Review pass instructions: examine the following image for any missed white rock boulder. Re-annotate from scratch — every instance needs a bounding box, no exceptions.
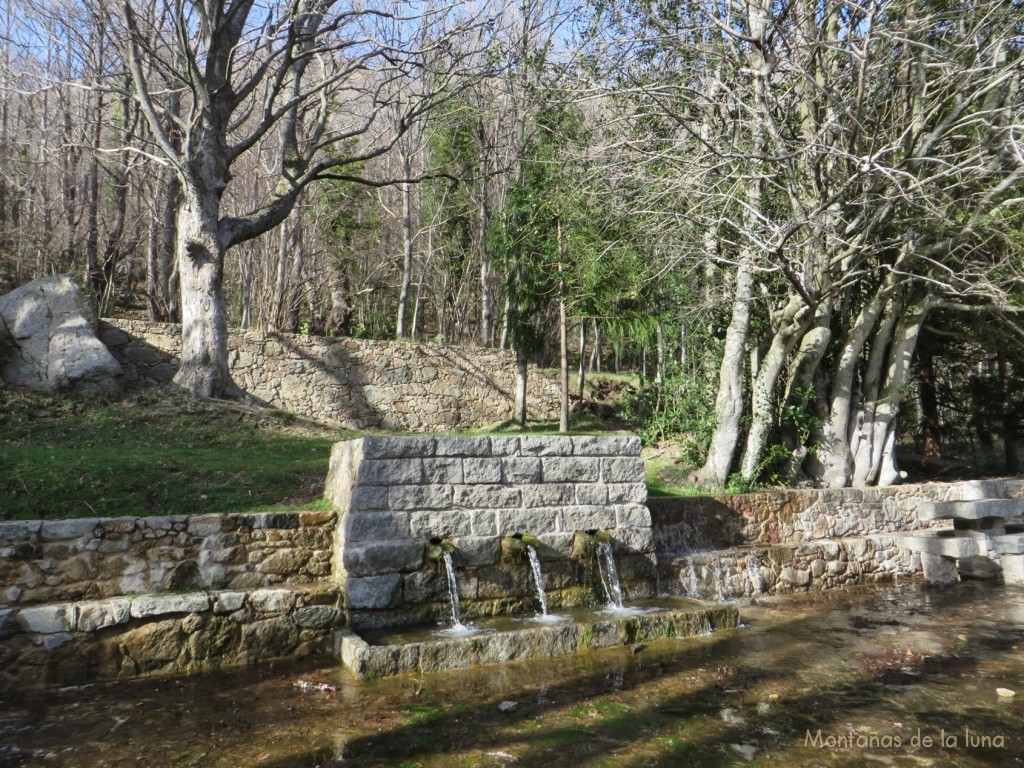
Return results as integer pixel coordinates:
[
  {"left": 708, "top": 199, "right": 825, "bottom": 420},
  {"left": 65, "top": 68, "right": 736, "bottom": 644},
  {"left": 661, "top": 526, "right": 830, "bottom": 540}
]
[{"left": 0, "top": 276, "right": 122, "bottom": 396}]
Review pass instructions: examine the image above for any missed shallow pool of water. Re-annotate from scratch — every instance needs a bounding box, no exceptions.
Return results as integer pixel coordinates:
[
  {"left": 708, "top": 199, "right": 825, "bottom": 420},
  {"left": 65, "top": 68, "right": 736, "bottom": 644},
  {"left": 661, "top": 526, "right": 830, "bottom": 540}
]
[{"left": 3, "top": 582, "right": 1024, "bottom": 767}]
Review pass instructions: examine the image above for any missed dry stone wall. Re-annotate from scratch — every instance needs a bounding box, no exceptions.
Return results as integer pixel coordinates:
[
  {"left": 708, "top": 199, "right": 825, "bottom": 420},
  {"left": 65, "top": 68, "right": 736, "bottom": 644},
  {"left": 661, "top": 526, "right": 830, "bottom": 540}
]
[
  {"left": 650, "top": 478, "right": 1024, "bottom": 599},
  {"left": 99, "top": 319, "right": 562, "bottom": 431},
  {"left": 648, "top": 477, "right": 1024, "bottom": 553},
  {"left": 0, "top": 584, "right": 340, "bottom": 692},
  {"left": 0, "top": 510, "right": 334, "bottom": 609},
  {"left": 325, "top": 435, "right": 655, "bottom": 628}
]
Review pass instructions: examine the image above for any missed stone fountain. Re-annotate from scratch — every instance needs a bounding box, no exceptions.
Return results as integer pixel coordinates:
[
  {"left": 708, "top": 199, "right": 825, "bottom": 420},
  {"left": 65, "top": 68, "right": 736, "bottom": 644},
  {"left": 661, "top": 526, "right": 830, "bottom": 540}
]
[{"left": 327, "top": 434, "right": 737, "bottom": 677}]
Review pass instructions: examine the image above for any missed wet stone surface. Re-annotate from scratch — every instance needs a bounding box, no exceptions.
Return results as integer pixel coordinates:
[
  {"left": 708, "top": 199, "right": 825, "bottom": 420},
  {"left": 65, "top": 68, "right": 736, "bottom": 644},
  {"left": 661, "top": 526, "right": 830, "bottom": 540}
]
[{"left": 2, "top": 582, "right": 1024, "bottom": 767}]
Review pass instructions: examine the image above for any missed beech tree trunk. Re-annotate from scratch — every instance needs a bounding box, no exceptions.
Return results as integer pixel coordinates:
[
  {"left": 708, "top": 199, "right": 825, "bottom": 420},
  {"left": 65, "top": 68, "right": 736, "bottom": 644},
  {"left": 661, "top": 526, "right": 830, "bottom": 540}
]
[
  {"left": 739, "top": 297, "right": 811, "bottom": 481},
  {"left": 808, "top": 279, "right": 895, "bottom": 487},
  {"left": 850, "top": 297, "right": 930, "bottom": 485},
  {"left": 173, "top": 192, "right": 240, "bottom": 398},
  {"left": 514, "top": 354, "right": 528, "bottom": 426},
  {"left": 696, "top": 252, "right": 754, "bottom": 487}
]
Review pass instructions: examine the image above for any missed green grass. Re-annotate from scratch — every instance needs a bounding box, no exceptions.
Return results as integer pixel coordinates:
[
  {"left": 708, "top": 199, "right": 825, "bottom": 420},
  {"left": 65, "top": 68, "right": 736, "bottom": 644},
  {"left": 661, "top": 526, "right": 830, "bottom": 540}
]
[{"left": 0, "top": 387, "right": 354, "bottom": 520}]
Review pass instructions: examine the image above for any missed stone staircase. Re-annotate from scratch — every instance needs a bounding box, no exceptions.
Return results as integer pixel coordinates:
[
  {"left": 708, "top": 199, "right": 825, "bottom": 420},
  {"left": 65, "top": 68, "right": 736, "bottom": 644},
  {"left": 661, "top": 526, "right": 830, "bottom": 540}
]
[{"left": 896, "top": 498, "right": 1024, "bottom": 586}]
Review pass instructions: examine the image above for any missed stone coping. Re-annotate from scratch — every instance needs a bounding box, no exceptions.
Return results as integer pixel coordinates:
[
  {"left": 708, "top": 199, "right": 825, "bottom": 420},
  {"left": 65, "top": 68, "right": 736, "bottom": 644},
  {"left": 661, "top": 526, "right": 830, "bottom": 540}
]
[
  {"left": 0, "top": 585, "right": 341, "bottom": 639},
  {"left": 334, "top": 602, "right": 738, "bottom": 679},
  {"left": 919, "top": 499, "right": 1024, "bottom": 521}
]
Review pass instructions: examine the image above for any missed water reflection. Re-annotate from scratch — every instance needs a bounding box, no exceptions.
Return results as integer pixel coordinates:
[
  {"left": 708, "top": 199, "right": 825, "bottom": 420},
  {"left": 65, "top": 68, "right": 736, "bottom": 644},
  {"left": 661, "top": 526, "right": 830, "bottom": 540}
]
[{"left": 3, "top": 582, "right": 1024, "bottom": 767}]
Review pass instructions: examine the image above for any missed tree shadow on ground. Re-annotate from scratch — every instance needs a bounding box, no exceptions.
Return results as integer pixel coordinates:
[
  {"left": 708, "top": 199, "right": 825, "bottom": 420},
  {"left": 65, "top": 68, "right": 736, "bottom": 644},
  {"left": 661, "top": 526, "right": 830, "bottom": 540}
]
[{"left": 251, "top": 586, "right": 1024, "bottom": 768}]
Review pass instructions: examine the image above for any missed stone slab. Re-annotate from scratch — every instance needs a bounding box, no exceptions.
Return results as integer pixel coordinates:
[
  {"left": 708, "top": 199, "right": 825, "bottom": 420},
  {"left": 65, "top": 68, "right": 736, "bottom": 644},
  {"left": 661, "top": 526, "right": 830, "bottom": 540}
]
[
  {"left": 76, "top": 599, "right": 131, "bottom": 632},
  {"left": 994, "top": 534, "right": 1024, "bottom": 555},
  {"left": 919, "top": 499, "right": 1023, "bottom": 522},
  {"left": 131, "top": 593, "right": 210, "bottom": 618},
  {"left": 361, "top": 436, "right": 437, "bottom": 459},
  {"left": 895, "top": 533, "right": 978, "bottom": 559},
  {"left": 1002, "top": 554, "right": 1024, "bottom": 587},
  {"left": 337, "top": 602, "right": 738, "bottom": 679}
]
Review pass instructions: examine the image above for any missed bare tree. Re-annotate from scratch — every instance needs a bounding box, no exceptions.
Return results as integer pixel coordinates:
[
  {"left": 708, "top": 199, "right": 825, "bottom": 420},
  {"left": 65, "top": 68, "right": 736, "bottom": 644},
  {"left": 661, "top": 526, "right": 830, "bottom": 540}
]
[
  {"left": 107, "top": 0, "right": 495, "bottom": 397},
  {"left": 593, "top": 0, "right": 1024, "bottom": 487}
]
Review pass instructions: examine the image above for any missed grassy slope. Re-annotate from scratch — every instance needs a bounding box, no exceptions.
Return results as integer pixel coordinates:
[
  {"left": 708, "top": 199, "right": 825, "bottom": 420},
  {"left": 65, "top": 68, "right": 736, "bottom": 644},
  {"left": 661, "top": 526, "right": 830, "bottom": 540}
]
[
  {"left": 0, "top": 386, "right": 354, "bottom": 520},
  {"left": 0, "top": 373, "right": 650, "bottom": 521}
]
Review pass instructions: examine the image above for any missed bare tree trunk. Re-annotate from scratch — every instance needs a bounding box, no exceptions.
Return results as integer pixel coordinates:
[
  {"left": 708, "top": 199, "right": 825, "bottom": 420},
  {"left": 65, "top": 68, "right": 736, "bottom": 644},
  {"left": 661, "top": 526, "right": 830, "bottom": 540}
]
[
  {"left": 284, "top": 222, "right": 305, "bottom": 333},
  {"left": 808, "top": 278, "right": 895, "bottom": 487},
  {"left": 173, "top": 191, "right": 241, "bottom": 398},
  {"left": 515, "top": 354, "right": 528, "bottom": 426},
  {"left": 740, "top": 297, "right": 811, "bottom": 481},
  {"left": 98, "top": 88, "right": 133, "bottom": 313},
  {"left": 655, "top": 322, "right": 665, "bottom": 384},
  {"left": 146, "top": 206, "right": 160, "bottom": 320},
  {"left": 851, "top": 297, "right": 930, "bottom": 485},
  {"left": 84, "top": 91, "right": 102, "bottom": 296},
  {"left": 270, "top": 217, "right": 289, "bottom": 331},
  {"left": 557, "top": 221, "right": 569, "bottom": 432},
  {"left": 479, "top": 186, "right": 492, "bottom": 347},
  {"left": 577, "top": 321, "right": 586, "bottom": 399},
  {"left": 239, "top": 254, "right": 253, "bottom": 330},
  {"left": 396, "top": 166, "right": 414, "bottom": 338},
  {"left": 696, "top": 252, "right": 754, "bottom": 488}
]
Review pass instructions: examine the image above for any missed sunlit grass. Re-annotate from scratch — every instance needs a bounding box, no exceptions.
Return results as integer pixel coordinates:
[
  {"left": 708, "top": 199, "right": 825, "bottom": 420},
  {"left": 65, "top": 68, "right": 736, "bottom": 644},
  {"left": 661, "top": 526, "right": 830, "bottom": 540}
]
[{"left": 0, "top": 387, "right": 354, "bottom": 519}]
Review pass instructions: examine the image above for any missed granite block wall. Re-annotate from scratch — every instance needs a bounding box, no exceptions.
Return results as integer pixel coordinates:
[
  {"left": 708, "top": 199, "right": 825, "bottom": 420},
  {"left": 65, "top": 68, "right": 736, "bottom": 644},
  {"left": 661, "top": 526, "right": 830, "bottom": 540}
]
[{"left": 325, "top": 435, "right": 655, "bottom": 628}]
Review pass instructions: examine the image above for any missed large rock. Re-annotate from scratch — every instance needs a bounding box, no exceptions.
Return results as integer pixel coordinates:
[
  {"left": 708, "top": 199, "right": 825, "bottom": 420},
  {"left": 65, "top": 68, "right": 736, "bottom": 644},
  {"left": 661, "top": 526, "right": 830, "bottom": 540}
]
[{"left": 0, "top": 276, "right": 121, "bottom": 396}]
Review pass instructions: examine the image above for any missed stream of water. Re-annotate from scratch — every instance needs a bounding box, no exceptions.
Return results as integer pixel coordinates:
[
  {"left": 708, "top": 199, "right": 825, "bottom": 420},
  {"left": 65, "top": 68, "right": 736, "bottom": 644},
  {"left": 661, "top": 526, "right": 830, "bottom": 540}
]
[
  {"left": 3, "top": 582, "right": 1024, "bottom": 767},
  {"left": 596, "top": 541, "right": 624, "bottom": 609}
]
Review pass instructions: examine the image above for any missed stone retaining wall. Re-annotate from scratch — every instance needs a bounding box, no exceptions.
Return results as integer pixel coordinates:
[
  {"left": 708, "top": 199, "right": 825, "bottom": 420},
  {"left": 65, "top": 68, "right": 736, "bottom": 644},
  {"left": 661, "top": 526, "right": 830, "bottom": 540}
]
[
  {"left": 99, "top": 319, "right": 562, "bottom": 431},
  {"left": 650, "top": 478, "right": 1024, "bottom": 600},
  {"left": 658, "top": 536, "right": 917, "bottom": 600},
  {"left": 0, "top": 511, "right": 334, "bottom": 609},
  {"left": 0, "top": 584, "right": 340, "bottom": 691},
  {"left": 6, "top": 455, "right": 1022, "bottom": 691},
  {"left": 648, "top": 477, "right": 1024, "bottom": 553},
  {"left": 325, "top": 435, "right": 655, "bottom": 628}
]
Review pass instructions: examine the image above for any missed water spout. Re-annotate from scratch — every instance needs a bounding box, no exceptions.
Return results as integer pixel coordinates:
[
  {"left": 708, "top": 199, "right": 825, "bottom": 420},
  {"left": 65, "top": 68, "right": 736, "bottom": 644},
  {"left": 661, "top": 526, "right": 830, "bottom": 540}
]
[
  {"left": 526, "top": 545, "right": 550, "bottom": 617},
  {"left": 441, "top": 550, "right": 465, "bottom": 630},
  {"left": 596, "top": 541, "right": 625, "bottom": 609}
]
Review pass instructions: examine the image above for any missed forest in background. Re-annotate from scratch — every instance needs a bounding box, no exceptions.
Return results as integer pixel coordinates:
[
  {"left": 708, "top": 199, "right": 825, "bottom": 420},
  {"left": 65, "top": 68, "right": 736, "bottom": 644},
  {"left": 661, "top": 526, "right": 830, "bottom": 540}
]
[{"left": 1, "top": 0, "right": 1023, "bottom": 489}]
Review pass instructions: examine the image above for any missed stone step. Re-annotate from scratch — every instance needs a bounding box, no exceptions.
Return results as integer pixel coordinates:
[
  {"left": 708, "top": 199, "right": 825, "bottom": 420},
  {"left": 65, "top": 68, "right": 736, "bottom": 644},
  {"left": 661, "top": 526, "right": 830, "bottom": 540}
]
[
  {"left": 1003, "top": 555, "right": 1024, "bottom": 587},
  {"left": 895, "top": 533, "right": 978, "bottom": 559},
  {"left": 918, "top": 499, "right": 1023, "bottom": 522},
  {"left": 994, "top": 534, "right": 1024, "bottom": 555}
]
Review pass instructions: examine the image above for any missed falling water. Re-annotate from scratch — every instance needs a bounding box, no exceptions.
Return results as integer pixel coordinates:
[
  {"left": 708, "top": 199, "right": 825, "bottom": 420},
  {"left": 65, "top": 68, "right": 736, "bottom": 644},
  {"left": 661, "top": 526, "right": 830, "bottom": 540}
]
[
  {"left": 526, "top": 545, "right": 550, "bottom": 617},
  {"left": 441, "top": 551, "right": 465, "bottom": 630},
  {"left": 686, "top": 559, "right": 702, "bottom": 599},
  {"left": 596, "top": 542, "right": 625, "bottom": 609},
  {"left": 746, "top": 554, "right": 764, "bottom": 596}
]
